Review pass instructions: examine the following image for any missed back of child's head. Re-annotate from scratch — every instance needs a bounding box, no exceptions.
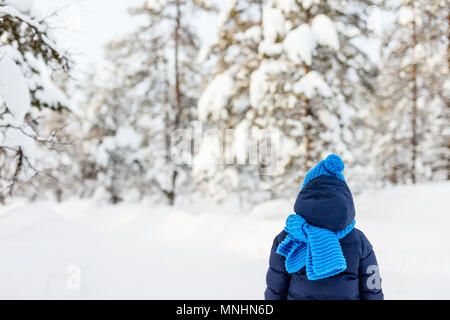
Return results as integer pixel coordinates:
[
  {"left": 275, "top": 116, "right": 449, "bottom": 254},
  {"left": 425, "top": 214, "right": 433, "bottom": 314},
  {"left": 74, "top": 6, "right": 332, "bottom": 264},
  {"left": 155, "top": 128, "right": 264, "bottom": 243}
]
[{"left": 294, "top": 154, "right": 355, "bottom": 231}]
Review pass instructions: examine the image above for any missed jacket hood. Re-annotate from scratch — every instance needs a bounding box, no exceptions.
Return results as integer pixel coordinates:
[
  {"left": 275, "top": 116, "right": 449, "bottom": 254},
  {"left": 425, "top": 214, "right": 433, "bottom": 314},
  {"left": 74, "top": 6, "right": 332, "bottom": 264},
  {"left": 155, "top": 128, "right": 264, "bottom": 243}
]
[{"left": 293, "top": 175, "right": 355, "bottom": 231}]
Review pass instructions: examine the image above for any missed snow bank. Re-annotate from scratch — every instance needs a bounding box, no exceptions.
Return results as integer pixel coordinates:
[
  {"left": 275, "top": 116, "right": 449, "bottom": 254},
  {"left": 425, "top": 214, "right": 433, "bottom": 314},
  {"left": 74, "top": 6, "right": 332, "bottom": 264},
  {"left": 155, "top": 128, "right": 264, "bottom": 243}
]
[
  {"left": 0, "top": 182, "right": 449, "bottom": 299},
  {"left": 250, "top": 60, "right": 285, "bottom": 107},
  {"left": 355, "top": 182, "right": 450, "bottom": 299},
  {"left": 249, "top": 199, "right": 292, "bottom": 220}
]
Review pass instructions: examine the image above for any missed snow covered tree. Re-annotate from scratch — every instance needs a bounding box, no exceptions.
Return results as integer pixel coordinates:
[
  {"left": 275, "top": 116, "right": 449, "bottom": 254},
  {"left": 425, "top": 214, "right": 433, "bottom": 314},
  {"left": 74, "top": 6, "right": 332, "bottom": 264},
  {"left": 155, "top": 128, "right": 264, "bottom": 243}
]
[
  {"left": 195, "top": 0, "right": 378, "bottom": 202},
  {"left": 82, "top": 0, "right": 213, "bottom": 204},
  {"left": 371, "top": 0, "right": 449, "bottom": 184},
  {"left": 79, "top": 68, "right": 147, "bottom": 203},
  {"left": 193, "top": 0, "right": 266, "bottom": 204},
  {"left": 0, "top": 0, "right": 71, "bottom": 202}
]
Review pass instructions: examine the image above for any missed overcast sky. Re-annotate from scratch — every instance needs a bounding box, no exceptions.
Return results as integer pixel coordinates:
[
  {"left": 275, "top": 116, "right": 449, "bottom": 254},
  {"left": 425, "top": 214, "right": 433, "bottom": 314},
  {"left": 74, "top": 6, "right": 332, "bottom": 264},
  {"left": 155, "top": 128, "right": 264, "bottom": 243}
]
[
  {"left": 35, "top": 0, "right": 218, "bottom": 73},
  {"left": 34, "top": 0, "right": 388, "bottom": 76}
]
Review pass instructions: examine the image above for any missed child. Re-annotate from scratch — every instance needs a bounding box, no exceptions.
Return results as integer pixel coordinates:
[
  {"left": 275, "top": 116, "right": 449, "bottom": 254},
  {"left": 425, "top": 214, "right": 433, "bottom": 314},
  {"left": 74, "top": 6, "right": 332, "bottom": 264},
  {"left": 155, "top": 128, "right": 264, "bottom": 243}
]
[{"left": 265, "top": 154, "right": 383, "bottom": 300}]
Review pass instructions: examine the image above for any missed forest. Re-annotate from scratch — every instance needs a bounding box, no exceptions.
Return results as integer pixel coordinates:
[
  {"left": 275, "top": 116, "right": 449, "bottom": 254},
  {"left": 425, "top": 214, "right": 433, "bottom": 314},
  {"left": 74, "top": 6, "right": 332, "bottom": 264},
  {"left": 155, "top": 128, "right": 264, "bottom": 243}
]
[{"left": 0, "top": 0, "right": 447, "bottom": 207}]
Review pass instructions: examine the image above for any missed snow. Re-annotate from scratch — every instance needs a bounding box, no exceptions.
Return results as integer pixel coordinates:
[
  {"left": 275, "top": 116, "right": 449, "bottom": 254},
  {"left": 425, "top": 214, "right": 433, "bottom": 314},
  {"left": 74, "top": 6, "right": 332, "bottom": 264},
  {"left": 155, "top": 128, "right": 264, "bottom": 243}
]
[
  {"left": 243, "top": 26, "right": 262, "bottom": 43},
  {"left": 198, "top": 72, "right": 234, "bottom": 121},
  {"left": 398, "top": 6, "right": 414, "bottom": 25},
  {"left": 413, "top": 43, "right": 425, "bottom": 61},
  {"left": 233, "top": 119, "right": 250, "bottom": 164},
  {"left": 0, "top": 182, "right": 448, "bottom": 299},
  {"left": 0, "top": 2, "right": 45, "bottom": 33},
  {"left": 24, "top": 52, "right": 71, "bottom": 110},
  {"left": 0, "top": 3, "right": 70, "bottom": 119},
  {"left": 234, "top": 26, "right": 261, "bottom": 43},
  {"left": 4, "top": 0, "right": 40, "bottom": 18},
  {"left": 355, "top": 182, "right": 450, "bottom": 299},
  {"left": 196, "top": 44, "right": 211, "bottom": 64},
  {"left": 283, "top": 24, "right": 316, "bottom": 65},
  {"left": 0, "top": 47, "right": 31, "bottom": 125},
  {"left": 293, "top": 71, "right": 332, "bottom": 98},
  {"left": 318, "top": 109, "right": 340, "bottom": 131},
  {"left": 276, "top": 0, "right": 297, "bottom": 14},
  {"left": 94, "top": 126, "right": 143, "bottom": 167},
  {"left": 217, "top": 0, "right": 238, "bottom": 29},
  {"left": 444, "top": 79, "right": 450, "bottom": 98},
  {"left": 274, "top": 12, "right": 339, "bottom": 65},
  {"left": 145, "top": 0, "right": 167, "bottom": 12},
  {"left": 249, "top": 199, "right": 292, "bottom": 220},
  {"left": 258, "top": 41, "right": 283, "bottom": 56},
  {"left": 0, "top": 127, "right": 42, "bottom": 165},
  {"left": 311, "top": 14, "right": 339, "bottom": 51},
  {"left": 262, "top": 7, "right": 285, "bottom": 43},
  {"left": 250, "top": 65, "right": 267, "bottom": 108},
  {"left": 301, "top": 0, "right": 320, "bottom": 10},
  {"left": 113, "top": 126, "right": 142, "bottom": 149},
  {"left": 192, "top": 132, "right": 222, "bottom": 178},
  {"left": 250, "top": 59, "right": 285, "bottom": 108}
]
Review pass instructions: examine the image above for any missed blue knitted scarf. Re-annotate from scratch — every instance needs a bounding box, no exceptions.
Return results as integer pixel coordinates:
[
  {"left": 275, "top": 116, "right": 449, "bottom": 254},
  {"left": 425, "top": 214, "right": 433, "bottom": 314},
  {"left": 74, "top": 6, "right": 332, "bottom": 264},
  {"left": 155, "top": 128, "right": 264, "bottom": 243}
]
[{"left": 277, "top": 214, "right": 355, "bottom": 280}]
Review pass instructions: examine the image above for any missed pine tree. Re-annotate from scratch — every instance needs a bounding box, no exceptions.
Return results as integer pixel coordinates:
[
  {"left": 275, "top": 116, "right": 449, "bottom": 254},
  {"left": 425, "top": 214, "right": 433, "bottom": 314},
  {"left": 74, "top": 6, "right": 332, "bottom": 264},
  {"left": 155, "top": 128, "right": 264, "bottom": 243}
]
[
  {"left": 82, "top": 0, "right": 212, "bottom": 204},
  {"left": 195, "top": 0, "right": 377, "bottom": 202}
]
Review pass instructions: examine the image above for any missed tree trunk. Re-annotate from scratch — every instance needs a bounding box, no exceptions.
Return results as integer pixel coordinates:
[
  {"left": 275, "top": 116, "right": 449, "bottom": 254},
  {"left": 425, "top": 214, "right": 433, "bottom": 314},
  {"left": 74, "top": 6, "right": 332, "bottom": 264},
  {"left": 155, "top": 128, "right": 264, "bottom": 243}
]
[
  {"left": 174, "top": 0, "right": 182, "bottom": 125},
  {"left": 166, "top": 0, "right": 183, "bottom": 206},
  {"left": 167, "top": 170, "right": 178, "bottom": 206},
  {"left": 411, "top": 18, "right": 418, "bottom": 184}
]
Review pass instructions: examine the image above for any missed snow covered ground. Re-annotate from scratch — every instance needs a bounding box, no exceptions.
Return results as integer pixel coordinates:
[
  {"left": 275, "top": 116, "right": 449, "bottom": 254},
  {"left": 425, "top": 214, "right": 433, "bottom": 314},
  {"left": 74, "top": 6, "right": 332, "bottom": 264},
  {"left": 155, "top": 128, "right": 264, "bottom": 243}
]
[{"left": 0, "top": 182, "right": 449, "bottom": 299}]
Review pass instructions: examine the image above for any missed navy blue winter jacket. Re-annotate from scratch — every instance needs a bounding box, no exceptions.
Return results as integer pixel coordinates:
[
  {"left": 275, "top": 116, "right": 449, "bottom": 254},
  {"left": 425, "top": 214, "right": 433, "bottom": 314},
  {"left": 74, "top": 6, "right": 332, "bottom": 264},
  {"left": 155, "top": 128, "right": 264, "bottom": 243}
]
[{"left": 265, "top": 176, "right": 384, "bottom": 300}]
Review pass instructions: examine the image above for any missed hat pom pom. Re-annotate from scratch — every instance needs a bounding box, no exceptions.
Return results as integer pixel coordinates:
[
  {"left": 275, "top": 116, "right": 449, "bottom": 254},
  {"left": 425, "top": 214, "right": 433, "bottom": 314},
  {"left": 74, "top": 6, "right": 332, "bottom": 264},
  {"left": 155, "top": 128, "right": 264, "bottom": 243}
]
[{"left": 324, "top": 154, "right": 344, "bottom": 174}]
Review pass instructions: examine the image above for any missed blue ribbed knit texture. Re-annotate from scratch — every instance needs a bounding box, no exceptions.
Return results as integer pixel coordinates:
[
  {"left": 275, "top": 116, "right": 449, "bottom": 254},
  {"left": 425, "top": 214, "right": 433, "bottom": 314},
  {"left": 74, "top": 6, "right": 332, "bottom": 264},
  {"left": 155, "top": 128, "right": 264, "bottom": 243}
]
[
  {"left": 302, "top": 154, "right": 346, "bottom": 188},
  {"left": 276, "top": 214, "right": 355, "bottom": 280}
]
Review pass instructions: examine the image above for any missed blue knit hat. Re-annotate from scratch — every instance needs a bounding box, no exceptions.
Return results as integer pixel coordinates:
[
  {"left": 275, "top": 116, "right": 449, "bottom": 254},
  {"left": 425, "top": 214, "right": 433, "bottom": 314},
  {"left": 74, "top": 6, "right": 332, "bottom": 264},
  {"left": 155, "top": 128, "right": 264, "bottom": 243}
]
[{"left": 302, "top": 154, "right": 346, "bottom": 188}]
